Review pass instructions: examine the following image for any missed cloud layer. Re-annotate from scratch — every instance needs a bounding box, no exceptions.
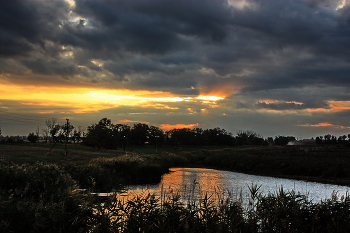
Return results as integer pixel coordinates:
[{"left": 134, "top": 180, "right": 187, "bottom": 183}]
[{"left": 1, "top": 0, "right": 350, "bottom": 138}]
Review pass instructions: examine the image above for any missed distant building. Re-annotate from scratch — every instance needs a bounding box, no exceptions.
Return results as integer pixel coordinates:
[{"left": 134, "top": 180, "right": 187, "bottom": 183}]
[{"left": 287, "top": 138, "right": 316, "bottom": 146}]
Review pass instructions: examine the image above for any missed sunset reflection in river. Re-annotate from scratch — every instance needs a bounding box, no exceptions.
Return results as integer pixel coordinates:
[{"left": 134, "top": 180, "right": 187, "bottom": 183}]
[{"left": 119, "top": 167, "right": 350, "bottom": 205}]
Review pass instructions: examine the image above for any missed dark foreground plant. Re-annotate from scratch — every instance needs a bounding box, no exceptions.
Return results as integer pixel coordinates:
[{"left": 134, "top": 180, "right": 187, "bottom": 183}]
[
  {"left": 0, "top": 163, "right": 95, "bottom": 233},
  {"left": 84, "top": 188, "right": 350, "bottom": 233}
]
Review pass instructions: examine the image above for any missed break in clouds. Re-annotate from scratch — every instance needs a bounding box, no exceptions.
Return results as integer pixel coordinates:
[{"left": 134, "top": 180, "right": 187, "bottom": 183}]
[{"left": 1, "top": 0, "right": 350, "bottom": 137}]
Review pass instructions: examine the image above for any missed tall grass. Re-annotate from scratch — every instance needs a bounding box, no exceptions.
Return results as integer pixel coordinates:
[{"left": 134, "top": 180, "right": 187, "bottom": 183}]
[
  {"left": 86, "top": 187, "right": 350, "bottom": 233},
  {"left": 65, "top": 152, "right": 189, "bottom": 192}
]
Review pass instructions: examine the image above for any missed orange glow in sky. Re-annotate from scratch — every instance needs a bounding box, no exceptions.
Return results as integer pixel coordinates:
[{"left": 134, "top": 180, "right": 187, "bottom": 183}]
[
  {"left": 0, "top": 84, "right": 188, "bottom": 113},
  {"left": 196, "top": 96, "right": 224, "bottom": 101},
  {"left": 199, "top": 79, "right": 239, "bottom": 98},
  {"left": 0, "top": 84, "right": 226, "bottom": 115},
  {"left": 299, "top": 122, "right": 350, "bottom": 129},
  {"left": 160, "top": 123, "right": 199, "bottom": 131},
  {"left": 328, "top": 100, "right": 350, "bottom": 110}
]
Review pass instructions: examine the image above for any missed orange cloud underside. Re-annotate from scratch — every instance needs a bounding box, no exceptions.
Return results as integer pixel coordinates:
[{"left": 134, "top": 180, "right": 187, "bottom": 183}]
[
  {"left": 199, "top": 79, "right": 239, "bottom": 98},
  {"left": 160, "top": 123, "right": 199, "bottom": 131},
  {"left": 304, "top": 101, "right": 350, "bottom": 113},
  {"left": 299, "top": 122, "right": 350, "bottom": 129},
  {"left": 328, "top": 101, "right": 350, "bottom": 110},
  {"left": 118, "top": 119, "right": 150, "bottom": 124}
]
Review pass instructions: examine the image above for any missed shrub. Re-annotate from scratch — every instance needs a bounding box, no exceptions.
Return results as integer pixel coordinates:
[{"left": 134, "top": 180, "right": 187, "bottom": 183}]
[{"left": 0, "top": 162, "right": 76, "bottom": 201}]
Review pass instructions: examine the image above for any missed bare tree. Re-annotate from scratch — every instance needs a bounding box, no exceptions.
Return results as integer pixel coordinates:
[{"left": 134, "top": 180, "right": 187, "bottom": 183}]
[
  {"left": 45, "top": 118, "right": 57, "bottom": 143},
  {"left": 42, "top": 129, "right": 49, "bottom": 143},
  {"left": 45, "top": 118, "right": 58, "bottom": 156}
]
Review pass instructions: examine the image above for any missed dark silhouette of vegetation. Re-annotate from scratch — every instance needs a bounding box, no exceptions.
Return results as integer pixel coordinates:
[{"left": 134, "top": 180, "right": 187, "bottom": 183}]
[
  {"left": 274, "top": 135, "right": 296, "bottom": 145},
  {"left": 27, "top": 132, "right": 38, "bottom": 143},
  {"left": 236, "top": 130, "right": 266, "bottom": 146},
  {"left": 316, "top": 134, "right": 350, "bottom": 146},
  {"left": 83, "top": 118, "right": 272, "bottom": 150},
  {"left": 8, "top": 116, "right": 348, "bottom": 150}
]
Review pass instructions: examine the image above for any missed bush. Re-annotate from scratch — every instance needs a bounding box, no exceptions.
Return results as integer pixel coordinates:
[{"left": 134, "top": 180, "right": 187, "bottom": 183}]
[
  {"left": 27, "top": 133, "right": 38, "bottom": 143},
  {"left": 0, "top": 163, "right": 95, "bottom": 233},
  {"left": 0, "top": 162, "right": 76, "bottom": 201}
]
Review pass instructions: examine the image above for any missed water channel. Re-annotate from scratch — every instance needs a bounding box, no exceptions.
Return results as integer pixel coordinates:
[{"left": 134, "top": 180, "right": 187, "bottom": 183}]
[{"left": 121, "top": 167, "right": 350, "bottom": 205}]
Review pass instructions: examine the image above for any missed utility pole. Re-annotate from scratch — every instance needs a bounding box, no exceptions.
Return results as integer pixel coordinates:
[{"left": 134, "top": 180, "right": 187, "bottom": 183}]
[
  {"left": 65, "top": 119, "right": 69, "bottom": 156},
  {"left": 36, "top": 126, "right": 40, "bottom": 143}
]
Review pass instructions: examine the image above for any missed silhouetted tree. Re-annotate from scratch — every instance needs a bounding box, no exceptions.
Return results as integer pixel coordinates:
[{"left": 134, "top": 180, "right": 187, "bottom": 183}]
[
  {"left": 274, "top": 136, "right": 296, "bottom": 146},
  {"left": 315, "top": 136, "right": 322, "bottom": 144},
  {"left": 203, "top": 127, "right": 234, "bottom": 146},
  {"left": 45, "top": 118, "right": 57, "bottom": 142},
  {"left": 27, "top": 132, "right": 38, "bottom": 143},
  {"left": 148, "top": 126, "right": 164, "bottom": 146},
  {"left": 42, "top": 129, "right": 49, "bottom": 143},
  {"left": 131, "top": 123, "right": 150, "bottom": 146},
  {"left": 166, "top": 128, "right": 195, "bottom": 146},
  {"left": 236, "top": 130, "right": 265, "bottom": 146},
  {"left": 72, "top": 126, "right": 84, "bottom": 143},
  {"left": 83, "top": 118, "right": 116, "bottom": 150},
  {"left": 51, "top": 124, "right": 61, "bottom": 143}
]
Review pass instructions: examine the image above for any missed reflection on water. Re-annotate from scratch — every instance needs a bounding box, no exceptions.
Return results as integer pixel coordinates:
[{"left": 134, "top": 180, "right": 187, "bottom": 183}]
[{"left": 122, "top": 167, "right": 350, "bottom": 204}]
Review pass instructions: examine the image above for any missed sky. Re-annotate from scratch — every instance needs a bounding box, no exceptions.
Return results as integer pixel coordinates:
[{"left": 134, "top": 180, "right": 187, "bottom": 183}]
[{"left": 1, "top": 0, "right": 350, "bottom": 139}]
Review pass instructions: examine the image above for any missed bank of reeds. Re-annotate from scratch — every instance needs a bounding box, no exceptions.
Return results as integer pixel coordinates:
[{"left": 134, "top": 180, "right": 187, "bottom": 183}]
[
  {"left": 65, "top": 152, "right": 188, "bottom": 192},
  {"left": 88, "top": 187, "right": 350, "bottom": 233}
]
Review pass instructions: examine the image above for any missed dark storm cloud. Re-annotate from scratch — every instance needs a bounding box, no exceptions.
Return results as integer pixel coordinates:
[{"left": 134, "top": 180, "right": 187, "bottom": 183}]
[
  {"left": 255, "top": 102, "right": 306, "bottom": 111},
  {"left": 72, "top": 0, "right": 233, "bottom": 51},
  {"left": 0, "top": 0, "right": 70, "bottom": 57},
  {"left": 1, "top": 0, "right": 350, "bottom": 99}
]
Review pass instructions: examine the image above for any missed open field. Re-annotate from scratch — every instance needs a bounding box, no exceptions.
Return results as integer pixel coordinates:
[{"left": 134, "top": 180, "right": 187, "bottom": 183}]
[
  {"left": 0, "top": 143, "right": 225, "bottom": 165},
  {"left": 2, "top": 142, "right": 350, "bottom": 187}
]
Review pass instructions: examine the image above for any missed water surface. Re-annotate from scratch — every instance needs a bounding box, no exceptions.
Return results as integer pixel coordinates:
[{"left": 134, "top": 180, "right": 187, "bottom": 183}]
[{"left": 122, "top": 167, "right": 350, "bottom": 204}]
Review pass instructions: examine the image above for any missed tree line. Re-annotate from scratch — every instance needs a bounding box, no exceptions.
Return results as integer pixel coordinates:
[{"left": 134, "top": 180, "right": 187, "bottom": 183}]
[
  {"left": 81, "top": 118, "right": 296, "bottom": 150},
  {"left": 315, "top": 134, "right": 350, "bottom": 145},
  {"left": 27, "top": 118, "right": 84, "bottom": 144},
  {"left": 13, "top": 117, "right": 349, "bottom": 149}
]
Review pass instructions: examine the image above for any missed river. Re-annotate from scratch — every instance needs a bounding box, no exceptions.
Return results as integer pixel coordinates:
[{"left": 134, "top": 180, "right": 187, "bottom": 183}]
[{"left": 120, "top": 167, "right": 350, "bottom": 204}]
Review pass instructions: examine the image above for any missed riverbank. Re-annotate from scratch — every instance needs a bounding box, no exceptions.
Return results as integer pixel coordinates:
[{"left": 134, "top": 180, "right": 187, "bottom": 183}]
[
  {"left": 182, "top": 146, "right": 350, "bottom": 187},
  {"left": 1, "top": 143, "right": 350, "bottom": 187}
]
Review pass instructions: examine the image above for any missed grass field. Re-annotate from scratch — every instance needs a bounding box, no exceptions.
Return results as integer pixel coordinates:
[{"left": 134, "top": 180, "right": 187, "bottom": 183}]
[
  {"left": 2, "top": 143, "right": 350, "bottom": 186},
  {"left": 0, "top": 142, "right": 227, "bottom": 164}
]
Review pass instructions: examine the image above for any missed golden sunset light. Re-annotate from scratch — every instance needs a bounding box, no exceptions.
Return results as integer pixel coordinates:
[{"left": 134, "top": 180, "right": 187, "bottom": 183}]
[
  {"left": 328, "top": 101, "right": 350, "bottom": 110},
  {"left": 160, "top": 123, "right": 199, "bottom": 131},
  {"left": 299, "top": 122, "right": 350, "bottom": 129},
  {"left": 196, "top": 96, "right": 224, "bottom": 102}
]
